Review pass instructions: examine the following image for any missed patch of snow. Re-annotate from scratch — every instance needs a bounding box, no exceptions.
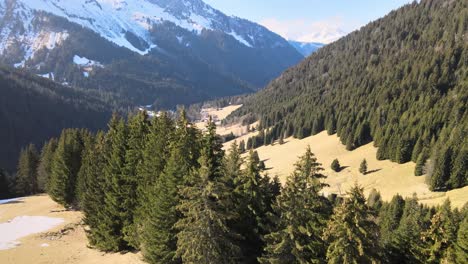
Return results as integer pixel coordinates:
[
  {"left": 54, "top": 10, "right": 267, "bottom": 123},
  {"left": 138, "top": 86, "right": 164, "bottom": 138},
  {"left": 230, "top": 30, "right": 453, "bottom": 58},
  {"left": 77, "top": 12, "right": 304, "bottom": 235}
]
[
  {"left": 0, "top": 216, "right": 64, "bottom": 250},
  {"left": 0, "top": 198, "right": 22, "bottom": 205},
  {"left": 83, "top": 71, "right": 89, "bottom": 78},
  {"left": 228, "top": 31, "right": 252, "bottom": 47},
  {"left": 73, "top": 55, "right": 103, "bottom": 68},
  {"left": 176, "top": 36, "right": 183, "bottom": 44},
  {"left": 40, "top": 243, "right": 49, "bottom": 247},
  {"left": 37, "top": 72, "right": 54, "bottom": 80}
]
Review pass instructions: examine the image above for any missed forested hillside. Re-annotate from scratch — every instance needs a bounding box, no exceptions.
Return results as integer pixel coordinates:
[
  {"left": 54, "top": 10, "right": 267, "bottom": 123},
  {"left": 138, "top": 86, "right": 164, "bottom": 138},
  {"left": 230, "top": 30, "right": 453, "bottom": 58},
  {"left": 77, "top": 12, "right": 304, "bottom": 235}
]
[
  {"left": 0, "top": 66, "right": 114, "bottom": 170},
  {"left": 8, "top": 112, "right": 466, "bottom": 263},
  {"left": 231, "top": 0, "right": 467, "bottom": 191}
]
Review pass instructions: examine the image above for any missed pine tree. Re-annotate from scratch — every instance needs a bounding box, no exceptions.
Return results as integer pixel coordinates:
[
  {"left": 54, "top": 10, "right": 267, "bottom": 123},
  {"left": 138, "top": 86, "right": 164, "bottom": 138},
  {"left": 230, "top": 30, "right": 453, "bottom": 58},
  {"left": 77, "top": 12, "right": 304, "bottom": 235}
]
[
  {"left": 448, "top": 148, "right": 467, "bottom": 189},
  {"left": 140, "top": 111, "right": 200, "bottom": 264},
  {"left": 414, "top": 151, "right": 427, "bottom": 176},
  {"left": 422, "top": 199, "right": 458, "bottom": 263},
  {"left": 323, "top": 184, "right": 380, "bottom": 263},
  {"left": 359, "top": 159, "right": 368, "bottom": 175},
  {"left": 0, "top": 168, "right": 11, "bottom": 199},
  {"left": 429, "top": 146, "right": 452, "bottom": 191},
  {"left": 239, "top": 140, "right": 246, "bottom": 153},
  {"left": 95, "top": 114, "right": 130, "bottom": 251},
  {"left": 367, "top": 188, "right": 383, "bottom": 212},
  {"left": 454, "top": 216, "right": 468, "bottom": 264},
  {"left": 130, "top": 113, "right": 175, "bottom": 250},
  {"left": 394, "top": 195, "right": 426, "bottom": 263},
  {"left": 37, "top": 138, "right": 58, "bottom": 192},
  {"left": 331, "top": 159, "right": 341, "bottom": 172},
  {"left": 378, "top": 195, "right": 405, "bottom": 262},
  {"left": 80, "top": 132, "right": 107, "bottom": 247},
  {"left": 121, "top": 111, "right": 150, "bottom": 247},
  {"left": 15, "top": 144, "right": 39, "bottom": 196},
  {"left": 48, "top": 129, "right": 84, "bottom": 207},
  {"left": 175, "top": 120, "right": 241, "bottom": 264},
  {"left": 260, "top": 146, "right": 330, "bottom": 263}
]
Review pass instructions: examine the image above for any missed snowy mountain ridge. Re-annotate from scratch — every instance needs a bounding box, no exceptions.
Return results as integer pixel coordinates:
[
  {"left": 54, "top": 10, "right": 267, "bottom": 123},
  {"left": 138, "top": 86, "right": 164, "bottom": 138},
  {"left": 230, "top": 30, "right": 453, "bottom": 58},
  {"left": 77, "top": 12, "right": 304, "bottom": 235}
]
[{"left": 0, "top": 0, "right": 266, "bottom": 58}]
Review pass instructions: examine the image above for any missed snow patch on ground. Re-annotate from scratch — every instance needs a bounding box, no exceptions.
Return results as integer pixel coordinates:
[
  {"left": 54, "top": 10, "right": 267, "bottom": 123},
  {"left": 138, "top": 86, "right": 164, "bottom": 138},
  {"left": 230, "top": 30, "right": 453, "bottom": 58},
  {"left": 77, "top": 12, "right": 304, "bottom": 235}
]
[
  {"left": 0, "top": 216, "right": 64, "bottom": 250},
  {"left": 0, "top": 198, "right": 22, "bottom": 205},
  {"left": 37, "top": 72, "right": 54, "bottom": 80},
  {"left": 73, "top": 55, "right": 103, "bottom": 68},
  {"left": 228, "top": 31, "right": 252, "bottom": 47}
]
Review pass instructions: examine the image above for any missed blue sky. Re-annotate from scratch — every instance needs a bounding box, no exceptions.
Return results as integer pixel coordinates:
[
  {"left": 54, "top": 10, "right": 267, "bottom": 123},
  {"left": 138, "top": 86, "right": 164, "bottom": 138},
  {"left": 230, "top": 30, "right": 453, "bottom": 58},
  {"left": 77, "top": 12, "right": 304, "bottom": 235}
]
[{"left": 204, "top": 0, "right": 413, "bottom": 43}]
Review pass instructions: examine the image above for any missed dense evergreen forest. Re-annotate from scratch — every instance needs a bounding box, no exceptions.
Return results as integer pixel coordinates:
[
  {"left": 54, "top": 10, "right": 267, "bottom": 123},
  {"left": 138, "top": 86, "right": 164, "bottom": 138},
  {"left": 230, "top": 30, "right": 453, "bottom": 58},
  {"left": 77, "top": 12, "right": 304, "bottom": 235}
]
[
  {"left": 5, "top": 111, "right": 467, "bottom": 264},
  {"left": 0, "top": 66, "right": 116, "bottom": 171},
  {"left": 230, "top": 0, "right": 467, "bottom": 192}
]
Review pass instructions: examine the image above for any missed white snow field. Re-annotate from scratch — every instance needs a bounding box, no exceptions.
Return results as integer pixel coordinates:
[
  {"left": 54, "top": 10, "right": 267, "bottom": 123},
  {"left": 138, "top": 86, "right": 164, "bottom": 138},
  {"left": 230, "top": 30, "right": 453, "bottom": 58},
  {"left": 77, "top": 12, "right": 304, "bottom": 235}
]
[{"left": 0, "top": 216, "right": 64, "bottom": 250}]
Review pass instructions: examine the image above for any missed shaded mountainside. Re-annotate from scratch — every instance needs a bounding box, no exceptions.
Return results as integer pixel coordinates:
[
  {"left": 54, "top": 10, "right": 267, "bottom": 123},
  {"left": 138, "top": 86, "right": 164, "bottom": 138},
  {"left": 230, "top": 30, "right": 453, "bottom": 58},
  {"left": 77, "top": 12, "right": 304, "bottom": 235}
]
[
  {"left": 231, "top": 0, "right": 467, "bottom": 191},
  {"left": 0, "top": 0, "right": 303, "bottom": 109},
  {"left": 0, "top": 66, "right": 113, "bottom": 170}
]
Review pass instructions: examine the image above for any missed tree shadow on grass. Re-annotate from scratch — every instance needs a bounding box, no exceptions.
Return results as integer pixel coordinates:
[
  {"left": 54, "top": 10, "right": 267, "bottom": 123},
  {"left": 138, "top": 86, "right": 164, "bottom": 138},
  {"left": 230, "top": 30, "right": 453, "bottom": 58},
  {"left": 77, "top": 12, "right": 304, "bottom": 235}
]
[{"left": 365, "top": 169, "right": 382, "bottom": 175}]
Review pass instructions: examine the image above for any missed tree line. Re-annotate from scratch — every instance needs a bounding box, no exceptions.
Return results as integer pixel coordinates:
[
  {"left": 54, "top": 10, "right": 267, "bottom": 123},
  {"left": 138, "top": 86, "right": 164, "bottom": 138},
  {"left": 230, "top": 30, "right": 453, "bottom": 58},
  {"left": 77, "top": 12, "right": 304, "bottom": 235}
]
[
  {"left": 3, "top": 110, "right": 467, "bottom": 264},
  {"left": 229, "top": 0, "right": 467, "bottom": 192}
]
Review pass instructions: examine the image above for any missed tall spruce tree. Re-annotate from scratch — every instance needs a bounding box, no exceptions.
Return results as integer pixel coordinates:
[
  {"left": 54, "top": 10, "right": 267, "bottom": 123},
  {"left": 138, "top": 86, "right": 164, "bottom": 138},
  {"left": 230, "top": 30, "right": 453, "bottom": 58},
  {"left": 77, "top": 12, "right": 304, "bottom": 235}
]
[
  {"left": 132, "top": 112, "right": 175, "bottom": 248},
  {"left": 422, "top": 199, "right": 458, "bottom": 263},
  {"left": 175, "top": 120, "right": 241, "bottom": 264},
  {"left": 260, "top": 146, "right": 330, "bottom": 264},
  {"left": 394, "top": 195, "right": 426, "bottom": 263},
  {"left": 454, "top": 216, "right": 468, "bottom": 264},
  {"left": 121, "top": 111, "right": 150, "bottom": 247},
  {"left": 323, "top": 184, "right": 380, "bottom": 263},
  {"left": 96, "top": 114, "right": 130, "bottom": 251},
  {"left": 15, "top": 144, "right": 39, "bottom": 196},
  {"left": 37, "top": 138, "right": 58, "bottom": 192},
  {"left": 80, "top": 132, "right": 107, "bottom": 247},
  {"left": 0, "top": 168, "right": 11, "bottom": 199},
  {"left": 140, "top": 111, "right": 200, "bottom": 264},
  {"left": 48, "top": 129, "right": 84, "bottom": 207}
]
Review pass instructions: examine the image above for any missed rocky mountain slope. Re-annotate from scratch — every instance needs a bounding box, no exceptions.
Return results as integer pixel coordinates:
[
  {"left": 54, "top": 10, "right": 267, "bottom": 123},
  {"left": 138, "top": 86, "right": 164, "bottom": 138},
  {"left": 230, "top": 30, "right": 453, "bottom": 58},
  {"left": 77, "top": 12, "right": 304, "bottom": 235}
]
[{"left": 0, "top": 0, "right": 303, "bottom": 108}]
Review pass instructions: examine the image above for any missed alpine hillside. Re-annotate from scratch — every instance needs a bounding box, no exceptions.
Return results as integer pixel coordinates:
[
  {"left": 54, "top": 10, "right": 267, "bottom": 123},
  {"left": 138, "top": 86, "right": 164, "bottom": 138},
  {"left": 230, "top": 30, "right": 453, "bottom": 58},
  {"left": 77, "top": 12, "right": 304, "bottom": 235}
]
[
  {"left": 0, "top": 0, "right": 303, "bottom": 108},
  {"left": 230, "top": 0, "right": 467, "bottom": 192},
  {"left": 0, "top": 66, "right": 113, "bottom": 170}
]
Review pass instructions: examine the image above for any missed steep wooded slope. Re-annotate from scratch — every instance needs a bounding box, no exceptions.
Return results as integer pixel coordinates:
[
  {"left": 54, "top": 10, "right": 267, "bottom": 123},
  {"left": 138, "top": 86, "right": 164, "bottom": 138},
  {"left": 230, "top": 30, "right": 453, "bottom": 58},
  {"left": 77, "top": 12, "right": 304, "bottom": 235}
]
[{"left": 231, "top": 0, "right": 467, "bottom": 191}]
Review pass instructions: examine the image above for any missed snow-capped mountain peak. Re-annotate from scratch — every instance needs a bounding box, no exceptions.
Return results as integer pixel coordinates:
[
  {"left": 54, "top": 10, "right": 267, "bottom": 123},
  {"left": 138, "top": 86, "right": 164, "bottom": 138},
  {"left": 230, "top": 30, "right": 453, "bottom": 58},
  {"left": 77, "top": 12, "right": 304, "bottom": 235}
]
[{"left": 0, "top": 0, "right": 265, "bottom": 59}]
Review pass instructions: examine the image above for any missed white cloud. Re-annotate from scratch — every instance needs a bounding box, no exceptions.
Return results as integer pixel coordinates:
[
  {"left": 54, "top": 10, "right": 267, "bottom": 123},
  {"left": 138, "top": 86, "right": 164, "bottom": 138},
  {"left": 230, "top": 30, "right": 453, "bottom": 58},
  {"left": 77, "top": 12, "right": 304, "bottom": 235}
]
[{"left": 260, "top": 16, "right": 356, "bottom": 44}]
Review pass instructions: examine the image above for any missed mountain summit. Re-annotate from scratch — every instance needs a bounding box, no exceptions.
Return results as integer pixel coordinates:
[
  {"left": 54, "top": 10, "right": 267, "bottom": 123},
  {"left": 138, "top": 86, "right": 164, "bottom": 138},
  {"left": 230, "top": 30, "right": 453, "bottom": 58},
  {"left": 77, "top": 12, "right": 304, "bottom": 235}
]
[{"left": 0, "top": 0, "right": 302, "bottom": 108}]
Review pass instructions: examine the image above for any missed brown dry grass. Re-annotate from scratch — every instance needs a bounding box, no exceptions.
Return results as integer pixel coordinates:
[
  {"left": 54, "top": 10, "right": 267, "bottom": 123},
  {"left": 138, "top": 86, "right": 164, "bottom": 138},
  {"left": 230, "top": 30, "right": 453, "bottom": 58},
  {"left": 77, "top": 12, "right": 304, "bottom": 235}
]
[{"left": 0, "top": 195, "right": 144, "bottom": 264}]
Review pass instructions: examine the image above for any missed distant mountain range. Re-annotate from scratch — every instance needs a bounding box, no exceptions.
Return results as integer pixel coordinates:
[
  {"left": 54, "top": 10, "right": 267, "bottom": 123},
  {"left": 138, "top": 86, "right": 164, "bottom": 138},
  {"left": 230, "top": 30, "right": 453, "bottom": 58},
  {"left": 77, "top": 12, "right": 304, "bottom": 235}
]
[
  {"left": 0, "top": 0, "right": 303, "bottom": 108},
  {"left": 288, "top": 41, "right": 325, "bottom": 57}
]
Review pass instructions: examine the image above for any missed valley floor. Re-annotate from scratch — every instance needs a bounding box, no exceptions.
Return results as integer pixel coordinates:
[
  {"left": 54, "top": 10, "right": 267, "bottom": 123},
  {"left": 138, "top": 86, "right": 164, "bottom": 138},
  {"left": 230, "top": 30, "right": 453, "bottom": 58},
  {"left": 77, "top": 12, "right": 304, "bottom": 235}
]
[{"left": 0, "top": 195, "right": 144, "bottom": 264}]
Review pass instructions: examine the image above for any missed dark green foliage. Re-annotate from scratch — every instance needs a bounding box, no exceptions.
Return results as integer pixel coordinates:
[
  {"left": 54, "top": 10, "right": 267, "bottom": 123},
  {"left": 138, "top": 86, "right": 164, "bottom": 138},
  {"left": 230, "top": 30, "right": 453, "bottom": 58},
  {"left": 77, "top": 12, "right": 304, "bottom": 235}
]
[
  {"left": 239, "top": 140, "right": 246, "bottom": 153},
  {"left": 422, "top": 199, "right": 458, "bottom": 263},
  {"left": 175, "top": 120, "right": 241, "bottom": 264},
  {"left": 429, "top": 146, "right": 453, "bottom": 191},
  {"left": 0, "top": 168, "right": 12, "bottom": 199},
  {"left": 331, "top": 159, "right": 341, "bottom": 172},
  {"left": 367, "top": 188, "right": 383, "bottom": 212},
  {"left": 359, "top": 159, "right": 368, "bottom": 175},
  {"left": 449, "top": 147, "right": 468, "bottom": 189},
  {"left": 393, "top": 195, "right": 427, "bottom": 263},
  {"left": 80, "top": 132, "right": 107, "bottom": 247},
  {"left": 132, "top": 113, "right": 175, "bottom": 249},
  {"left": 48, "top": 129, "right": 85, "bottom": 207},
  {"left": 230, "top": 0, "right": 468, "bottom": 191},
  {"left": 0, "top": 66, "right": 113, "bottom": 171},
  {"left": 260, "top": 146, "right": 330, "bottom": 263},
  {"left": 37, "top": 138, "right": 58, "bottom": 192},
  {"left": 15, "top": 144, "right": 39, "bottom": 196},
  {"left": 414, "top": 151, "right": 428, "bottom": 176},
  {"left": 323, "top": 184, "right": 380, "bottom": 263},
  {"left": 140, "top": 112, "right": 199, "bottom": 264},
  {"left": 121, "top": 112, "right": 150, "bottom": 247},
  {"left": 454, "top": 216, "right": 468, "bottom": 264}
]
